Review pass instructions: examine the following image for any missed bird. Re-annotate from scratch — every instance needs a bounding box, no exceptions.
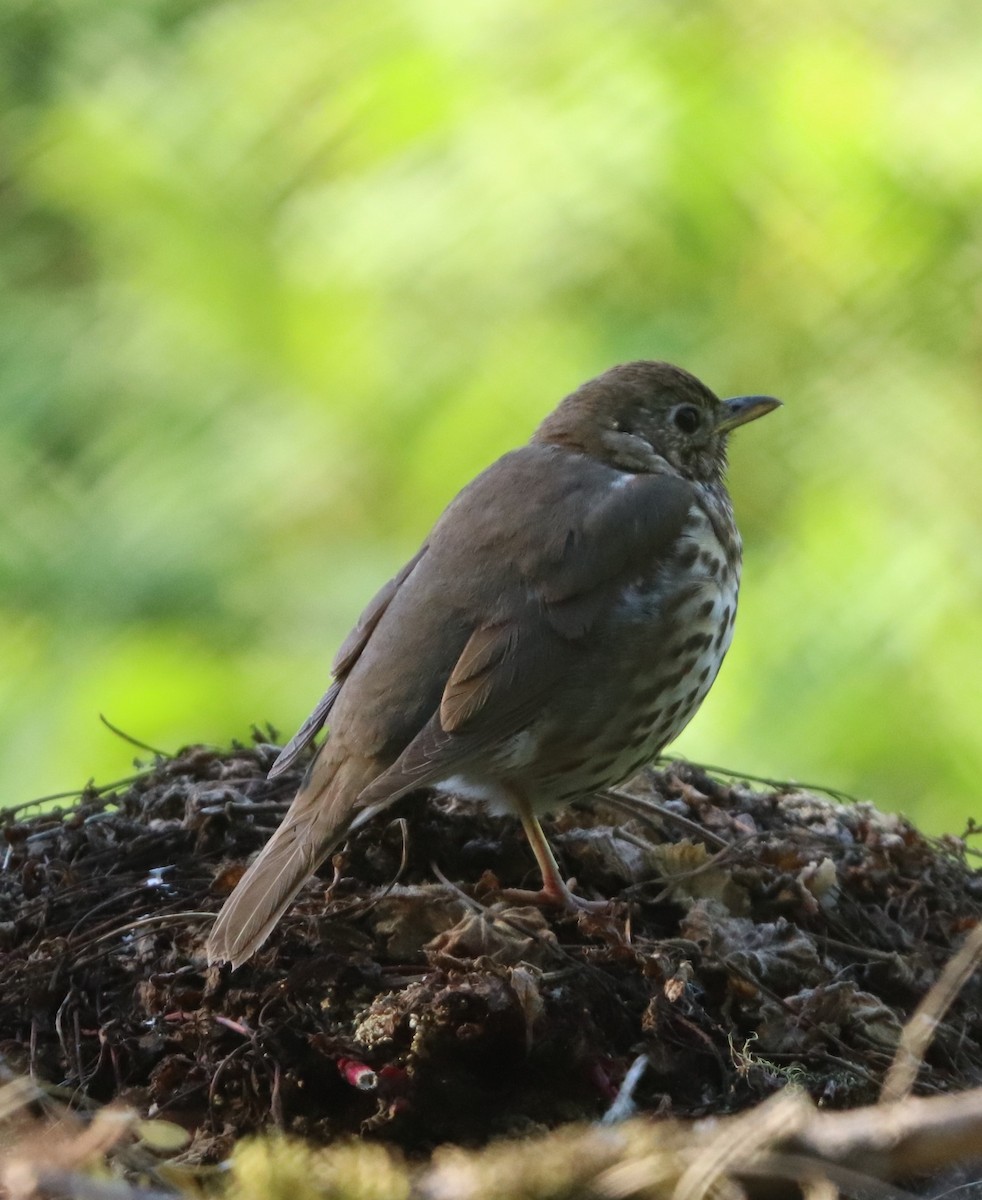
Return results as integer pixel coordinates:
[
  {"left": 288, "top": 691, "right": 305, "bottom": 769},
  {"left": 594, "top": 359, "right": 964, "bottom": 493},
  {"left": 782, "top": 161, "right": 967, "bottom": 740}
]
[{"left": 206, "top": 361, "right": 780, "bottom": 967}]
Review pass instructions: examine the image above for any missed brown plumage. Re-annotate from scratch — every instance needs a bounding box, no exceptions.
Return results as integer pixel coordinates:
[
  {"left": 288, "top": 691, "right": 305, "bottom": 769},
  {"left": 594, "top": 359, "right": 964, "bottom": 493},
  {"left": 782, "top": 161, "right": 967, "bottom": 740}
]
[{"left": 206, "top": 362, "right": 780, "bottom": 967}]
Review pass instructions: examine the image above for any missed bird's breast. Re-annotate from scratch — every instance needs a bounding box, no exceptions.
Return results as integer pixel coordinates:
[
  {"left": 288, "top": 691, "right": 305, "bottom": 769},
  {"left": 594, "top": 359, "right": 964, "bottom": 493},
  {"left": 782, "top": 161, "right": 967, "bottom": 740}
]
[
  {"left": 434, "top": 496, "right": 743, "bottom": 817},
  {"left": 530, "top": 497, "right": 742, "bottom": 802},
  {"left": 613, "top": 497, "right": 741, "bottom": 743}
]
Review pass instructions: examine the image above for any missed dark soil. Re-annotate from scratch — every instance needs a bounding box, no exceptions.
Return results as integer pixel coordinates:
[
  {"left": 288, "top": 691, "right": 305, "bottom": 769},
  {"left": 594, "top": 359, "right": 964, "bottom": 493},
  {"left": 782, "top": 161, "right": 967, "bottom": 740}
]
[{"left": 2, "top": 736, "right": 982, "bottom": 1163}]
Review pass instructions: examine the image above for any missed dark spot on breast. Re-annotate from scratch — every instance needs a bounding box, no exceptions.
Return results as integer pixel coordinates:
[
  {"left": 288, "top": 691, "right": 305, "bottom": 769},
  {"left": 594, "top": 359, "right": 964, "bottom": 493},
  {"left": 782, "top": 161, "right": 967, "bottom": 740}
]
[
  {"left": 678, "top": 631, "right": 712, "bottom": 654},
  {"left": 659, "top": 666, "right": 688, "bottom": 689},
  {"left": 698, "top": 598, "right": 715, "bottom": 618},
  {"left": 676, "top": 542, "right": 699, "bottom": 569},
  {"left": 664, "top": 699, "right": 683, "bottom": 720},
  {"left": 719, "top": 605, "right": 731, "bottom": 626},
  {"left": 685, "top": 687, "right": 700, "bottom": 707},
  {"left": 700, "top": 552, "right": 721, "bottom": 577},
  {"left": 665, "top": 584, "right": 702, "bottom": 617},
  {"left": 653, "top": 716, "right": 675, "bottom": 739},
  {"left": 698, "top": 665, "right": 712, "bottom": 683}
]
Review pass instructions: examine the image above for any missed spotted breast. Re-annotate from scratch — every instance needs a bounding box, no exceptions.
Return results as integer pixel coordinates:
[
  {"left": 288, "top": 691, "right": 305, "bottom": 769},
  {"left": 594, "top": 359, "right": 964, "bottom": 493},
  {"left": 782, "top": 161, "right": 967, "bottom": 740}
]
[
  {"left": 433, "top": 479, "right": 743, "bottom": 818},
  {"left": 608, "top": 483, "right": 742, "bottom": 776}
]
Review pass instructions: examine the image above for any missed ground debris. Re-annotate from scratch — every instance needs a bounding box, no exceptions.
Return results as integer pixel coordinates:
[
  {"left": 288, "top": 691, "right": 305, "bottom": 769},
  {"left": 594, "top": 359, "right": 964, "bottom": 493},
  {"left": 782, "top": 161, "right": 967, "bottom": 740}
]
[{"left": 1, "top": 739, "right": 981, "bottom": 1160}]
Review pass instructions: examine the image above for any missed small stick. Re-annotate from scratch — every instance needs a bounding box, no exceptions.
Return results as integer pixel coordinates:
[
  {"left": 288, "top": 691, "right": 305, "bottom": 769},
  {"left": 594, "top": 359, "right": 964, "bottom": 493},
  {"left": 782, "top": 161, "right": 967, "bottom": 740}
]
[{"left": 880, "top": 920, "right": 982, "bottom": 1103}]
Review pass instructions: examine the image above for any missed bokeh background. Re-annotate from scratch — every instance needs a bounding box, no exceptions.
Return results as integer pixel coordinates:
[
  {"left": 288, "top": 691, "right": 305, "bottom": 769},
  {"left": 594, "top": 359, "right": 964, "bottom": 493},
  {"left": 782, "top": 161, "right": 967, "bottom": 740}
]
[{"left": 2, "top": 0, "right": 980, "bottom": 832}]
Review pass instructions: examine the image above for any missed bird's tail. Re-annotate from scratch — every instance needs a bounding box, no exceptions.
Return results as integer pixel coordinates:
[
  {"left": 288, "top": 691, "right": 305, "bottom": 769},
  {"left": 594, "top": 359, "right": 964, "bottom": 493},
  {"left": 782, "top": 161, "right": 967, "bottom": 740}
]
[{"left": 206, "top": 752, "right": 376, "bottom": 968}]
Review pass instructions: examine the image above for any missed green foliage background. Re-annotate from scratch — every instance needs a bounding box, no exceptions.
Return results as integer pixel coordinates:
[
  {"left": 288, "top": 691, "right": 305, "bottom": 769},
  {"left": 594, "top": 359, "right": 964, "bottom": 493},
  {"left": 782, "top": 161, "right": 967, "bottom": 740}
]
[{"left": 2, "top": 0, "right": 980, "bottom": 832}]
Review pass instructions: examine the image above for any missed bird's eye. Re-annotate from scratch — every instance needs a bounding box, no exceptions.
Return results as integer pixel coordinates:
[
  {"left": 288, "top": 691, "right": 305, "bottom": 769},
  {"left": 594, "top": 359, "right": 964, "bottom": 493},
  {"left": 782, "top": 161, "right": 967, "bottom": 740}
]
[
  {"left": 611, "top": 418, "right": 627, "bottom": 433},
  {"left": 672, "top": 405, "right": 701, "bottom": 435}
]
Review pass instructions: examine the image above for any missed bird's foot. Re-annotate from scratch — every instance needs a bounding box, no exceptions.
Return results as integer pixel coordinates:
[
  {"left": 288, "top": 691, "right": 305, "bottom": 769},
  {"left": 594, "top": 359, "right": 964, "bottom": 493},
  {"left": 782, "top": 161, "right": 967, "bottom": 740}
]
[{"left": 498, "top": 877, "right": 609, "bottom": 913}]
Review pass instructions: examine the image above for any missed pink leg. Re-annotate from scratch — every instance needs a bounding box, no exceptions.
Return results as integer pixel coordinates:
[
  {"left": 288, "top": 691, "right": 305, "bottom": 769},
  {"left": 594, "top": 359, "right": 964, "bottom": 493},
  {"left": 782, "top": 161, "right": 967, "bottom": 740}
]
[{"left": 501, "top": 792, "right": 608, "bottom": 912}]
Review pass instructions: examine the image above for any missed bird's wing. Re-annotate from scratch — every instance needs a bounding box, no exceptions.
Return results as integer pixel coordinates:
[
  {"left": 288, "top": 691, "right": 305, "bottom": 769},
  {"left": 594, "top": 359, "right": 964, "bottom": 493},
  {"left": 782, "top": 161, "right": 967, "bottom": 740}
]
[
  {"left": 267, "top": 545, "right": 429, "bottom": 778},
  {"left": 534, "top": 470, "right": 695, "bottom": 639},
  {"left": 353, "top": 469, "right": 696, "bottom": 808},
  {"left": 267, "top": 681, "right": 342, "bottom": 779},
  {"left": 208, "top": 466, "right": 695, "bottom": 966}
]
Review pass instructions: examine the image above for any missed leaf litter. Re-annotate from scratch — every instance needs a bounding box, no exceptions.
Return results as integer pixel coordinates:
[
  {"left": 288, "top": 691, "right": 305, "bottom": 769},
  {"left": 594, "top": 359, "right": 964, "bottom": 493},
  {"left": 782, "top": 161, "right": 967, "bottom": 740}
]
[{"left": 2, "top": 733, "right": 982, "bottom": 1172}]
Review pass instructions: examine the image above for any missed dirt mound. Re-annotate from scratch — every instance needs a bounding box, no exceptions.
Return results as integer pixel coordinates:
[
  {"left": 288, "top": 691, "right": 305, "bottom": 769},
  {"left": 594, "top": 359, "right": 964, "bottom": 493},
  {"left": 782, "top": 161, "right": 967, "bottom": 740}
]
[{"left": 2, "top": 737, "right": 981, "bottom": 1162}]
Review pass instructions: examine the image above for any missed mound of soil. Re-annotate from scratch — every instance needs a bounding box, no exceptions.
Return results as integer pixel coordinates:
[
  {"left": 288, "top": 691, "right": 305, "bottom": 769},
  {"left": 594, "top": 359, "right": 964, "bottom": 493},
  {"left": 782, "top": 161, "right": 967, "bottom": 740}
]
[{"left": 1, "top": 737, "right": 981, "bottom": 1163}]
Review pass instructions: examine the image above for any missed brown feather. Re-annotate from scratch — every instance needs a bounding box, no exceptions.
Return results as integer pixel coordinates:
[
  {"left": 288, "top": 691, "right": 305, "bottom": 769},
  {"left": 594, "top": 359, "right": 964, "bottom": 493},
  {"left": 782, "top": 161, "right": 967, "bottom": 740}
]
[
  {"left": 440, "top": 623, "right": 520, "bottom": 732},
  {"left": 206, "top": 752, "right": 378, "bottom": 968},
  {"left": 354, "top": 615, "right": 560, "bottom": 812}
]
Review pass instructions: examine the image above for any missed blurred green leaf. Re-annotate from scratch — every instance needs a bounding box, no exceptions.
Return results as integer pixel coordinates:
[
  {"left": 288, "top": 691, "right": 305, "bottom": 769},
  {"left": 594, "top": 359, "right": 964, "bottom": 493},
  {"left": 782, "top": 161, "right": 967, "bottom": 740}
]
[{"left": 1, "top": 0, "right": 980, "bottom": 832}]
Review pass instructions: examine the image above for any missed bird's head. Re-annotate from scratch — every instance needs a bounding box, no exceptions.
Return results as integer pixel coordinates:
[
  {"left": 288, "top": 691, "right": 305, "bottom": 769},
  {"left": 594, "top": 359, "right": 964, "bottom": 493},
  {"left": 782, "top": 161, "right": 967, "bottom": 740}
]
[{"left": 535, "top": 361, "right": 781, "bottom": 483}]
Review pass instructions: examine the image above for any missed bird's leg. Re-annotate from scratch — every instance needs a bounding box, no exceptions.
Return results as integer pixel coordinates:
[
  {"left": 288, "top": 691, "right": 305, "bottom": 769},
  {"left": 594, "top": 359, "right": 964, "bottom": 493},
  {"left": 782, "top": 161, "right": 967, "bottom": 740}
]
[{"left": 500, "top": 791, "right": 608, "bottom": 912}]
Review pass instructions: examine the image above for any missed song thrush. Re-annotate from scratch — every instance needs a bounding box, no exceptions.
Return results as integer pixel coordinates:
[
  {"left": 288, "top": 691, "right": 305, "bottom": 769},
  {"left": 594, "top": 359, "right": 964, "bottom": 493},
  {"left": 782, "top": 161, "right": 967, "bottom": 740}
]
[{"left": 207, "top": 361, "right": 779, "bottom": 967}]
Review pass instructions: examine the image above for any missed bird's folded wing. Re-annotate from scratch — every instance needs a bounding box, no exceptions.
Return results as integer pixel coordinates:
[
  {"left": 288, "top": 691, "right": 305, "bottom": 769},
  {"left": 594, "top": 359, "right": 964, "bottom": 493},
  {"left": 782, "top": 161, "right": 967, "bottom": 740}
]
[
  {"left": 353, "top": 470, "right": 696, "bottom": 808},
  {"left": 536, "top": 470, "right": 694, "bottom": 638},
  {"left": 352, "top": 614, "right": 551, "bottom": 808}
]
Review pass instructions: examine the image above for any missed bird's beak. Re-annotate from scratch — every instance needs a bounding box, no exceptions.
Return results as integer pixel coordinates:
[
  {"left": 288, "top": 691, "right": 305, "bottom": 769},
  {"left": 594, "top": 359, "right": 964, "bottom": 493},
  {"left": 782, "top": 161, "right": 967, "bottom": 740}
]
[{"left": 716, "top": 394, "right": 782, "bottom": 434}]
